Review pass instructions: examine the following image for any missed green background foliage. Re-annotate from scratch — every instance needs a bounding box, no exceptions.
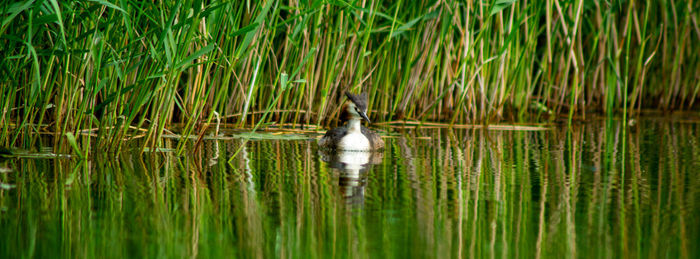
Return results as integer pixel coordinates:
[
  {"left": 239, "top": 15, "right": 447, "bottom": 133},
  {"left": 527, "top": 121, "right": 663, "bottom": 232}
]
[{"left": 1, "top": 0, "right": 698, "bottom": 150}]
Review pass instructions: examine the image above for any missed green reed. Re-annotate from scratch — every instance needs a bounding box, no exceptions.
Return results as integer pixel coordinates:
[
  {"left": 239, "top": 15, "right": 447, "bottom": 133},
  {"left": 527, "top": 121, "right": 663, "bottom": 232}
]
[{"left": 1, "top": 0, "right": 698, "bottom": 153}]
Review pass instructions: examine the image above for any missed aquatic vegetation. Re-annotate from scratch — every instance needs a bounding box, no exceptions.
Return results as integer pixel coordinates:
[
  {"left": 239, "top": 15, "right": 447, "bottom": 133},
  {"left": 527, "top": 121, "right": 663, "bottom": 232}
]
[{"left": 1, "top": 0, "right": 698, "bottom": 153}]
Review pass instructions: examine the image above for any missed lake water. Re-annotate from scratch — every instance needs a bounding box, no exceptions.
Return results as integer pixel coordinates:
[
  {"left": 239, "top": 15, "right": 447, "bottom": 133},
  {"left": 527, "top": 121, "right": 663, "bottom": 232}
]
[{"left": 1, "top": 118, "right": 698, "bottom": 258}]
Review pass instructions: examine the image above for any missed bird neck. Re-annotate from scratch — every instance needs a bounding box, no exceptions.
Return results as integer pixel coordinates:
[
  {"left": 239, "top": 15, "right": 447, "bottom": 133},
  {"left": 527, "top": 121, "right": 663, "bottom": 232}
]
[{"left": 347, "top": 117, "right": 362, "bottom": 134}]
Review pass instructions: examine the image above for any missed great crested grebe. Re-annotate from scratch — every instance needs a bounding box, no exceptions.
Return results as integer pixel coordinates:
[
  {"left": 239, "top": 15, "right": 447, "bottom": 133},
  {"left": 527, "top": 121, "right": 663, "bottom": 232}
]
[{"left": 318, "top": 92, "right": 384, "bottom": 151}]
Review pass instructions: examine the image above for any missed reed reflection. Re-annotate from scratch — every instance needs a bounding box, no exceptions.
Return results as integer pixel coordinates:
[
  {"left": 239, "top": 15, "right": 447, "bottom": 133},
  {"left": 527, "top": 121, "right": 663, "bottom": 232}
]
[{"left": 0, "top": 119, "right": 698, "bottom": 258}]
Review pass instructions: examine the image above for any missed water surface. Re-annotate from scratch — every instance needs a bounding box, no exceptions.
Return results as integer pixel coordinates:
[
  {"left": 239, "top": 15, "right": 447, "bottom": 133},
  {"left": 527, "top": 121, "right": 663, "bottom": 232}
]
[{"left": 1, "top": 119, "right": 698, "bottom": 258}]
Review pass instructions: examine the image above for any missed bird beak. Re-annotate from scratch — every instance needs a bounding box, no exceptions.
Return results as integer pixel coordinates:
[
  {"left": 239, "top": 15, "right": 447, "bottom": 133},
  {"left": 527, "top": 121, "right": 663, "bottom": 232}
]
[{"left": 359, "top": 111, "right": 371, "bottom": 123}]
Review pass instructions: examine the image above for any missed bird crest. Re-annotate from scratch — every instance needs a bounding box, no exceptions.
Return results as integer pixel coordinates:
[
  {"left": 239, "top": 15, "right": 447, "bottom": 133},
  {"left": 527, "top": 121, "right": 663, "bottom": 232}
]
[{"left": 344, "top": 92, "right": 368, "bottom": 111}]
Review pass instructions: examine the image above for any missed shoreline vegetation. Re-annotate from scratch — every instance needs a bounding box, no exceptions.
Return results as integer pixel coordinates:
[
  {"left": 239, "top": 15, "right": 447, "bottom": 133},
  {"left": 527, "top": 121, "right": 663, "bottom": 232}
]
[{"left": 1, "top": 0, "right": 698, "bottom": 153}]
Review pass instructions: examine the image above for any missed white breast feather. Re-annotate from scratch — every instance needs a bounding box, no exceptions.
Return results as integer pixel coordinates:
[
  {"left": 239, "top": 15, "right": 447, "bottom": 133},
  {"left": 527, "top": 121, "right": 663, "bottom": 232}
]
[{"left": 338, "top": 132, "right": 370, "bottom": 151}]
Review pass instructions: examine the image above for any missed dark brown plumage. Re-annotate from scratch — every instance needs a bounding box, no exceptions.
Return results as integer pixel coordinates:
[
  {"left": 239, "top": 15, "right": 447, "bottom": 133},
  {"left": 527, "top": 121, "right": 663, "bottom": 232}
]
[{"left": 318, "top": 91, "right": 384, "bottom": 151}]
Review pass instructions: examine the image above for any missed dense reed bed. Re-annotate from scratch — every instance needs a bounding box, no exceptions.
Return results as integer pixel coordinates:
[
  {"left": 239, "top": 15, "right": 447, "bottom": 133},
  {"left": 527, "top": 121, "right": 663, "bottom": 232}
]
[{"left": 1, "top": 0, "right": 698, "bottom": 152}]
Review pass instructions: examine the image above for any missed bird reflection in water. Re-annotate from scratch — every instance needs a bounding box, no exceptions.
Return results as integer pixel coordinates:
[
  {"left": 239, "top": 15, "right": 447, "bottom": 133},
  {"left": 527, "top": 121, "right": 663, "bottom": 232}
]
[{"left": 319, "top": 149, "right": 383, "bottom": 207}]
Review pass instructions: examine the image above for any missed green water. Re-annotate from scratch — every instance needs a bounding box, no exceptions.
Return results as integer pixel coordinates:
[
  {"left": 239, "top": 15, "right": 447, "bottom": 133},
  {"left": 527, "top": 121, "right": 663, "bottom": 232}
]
[{"left": 1, "top": 119, "right": 699, "bottom": 258}]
